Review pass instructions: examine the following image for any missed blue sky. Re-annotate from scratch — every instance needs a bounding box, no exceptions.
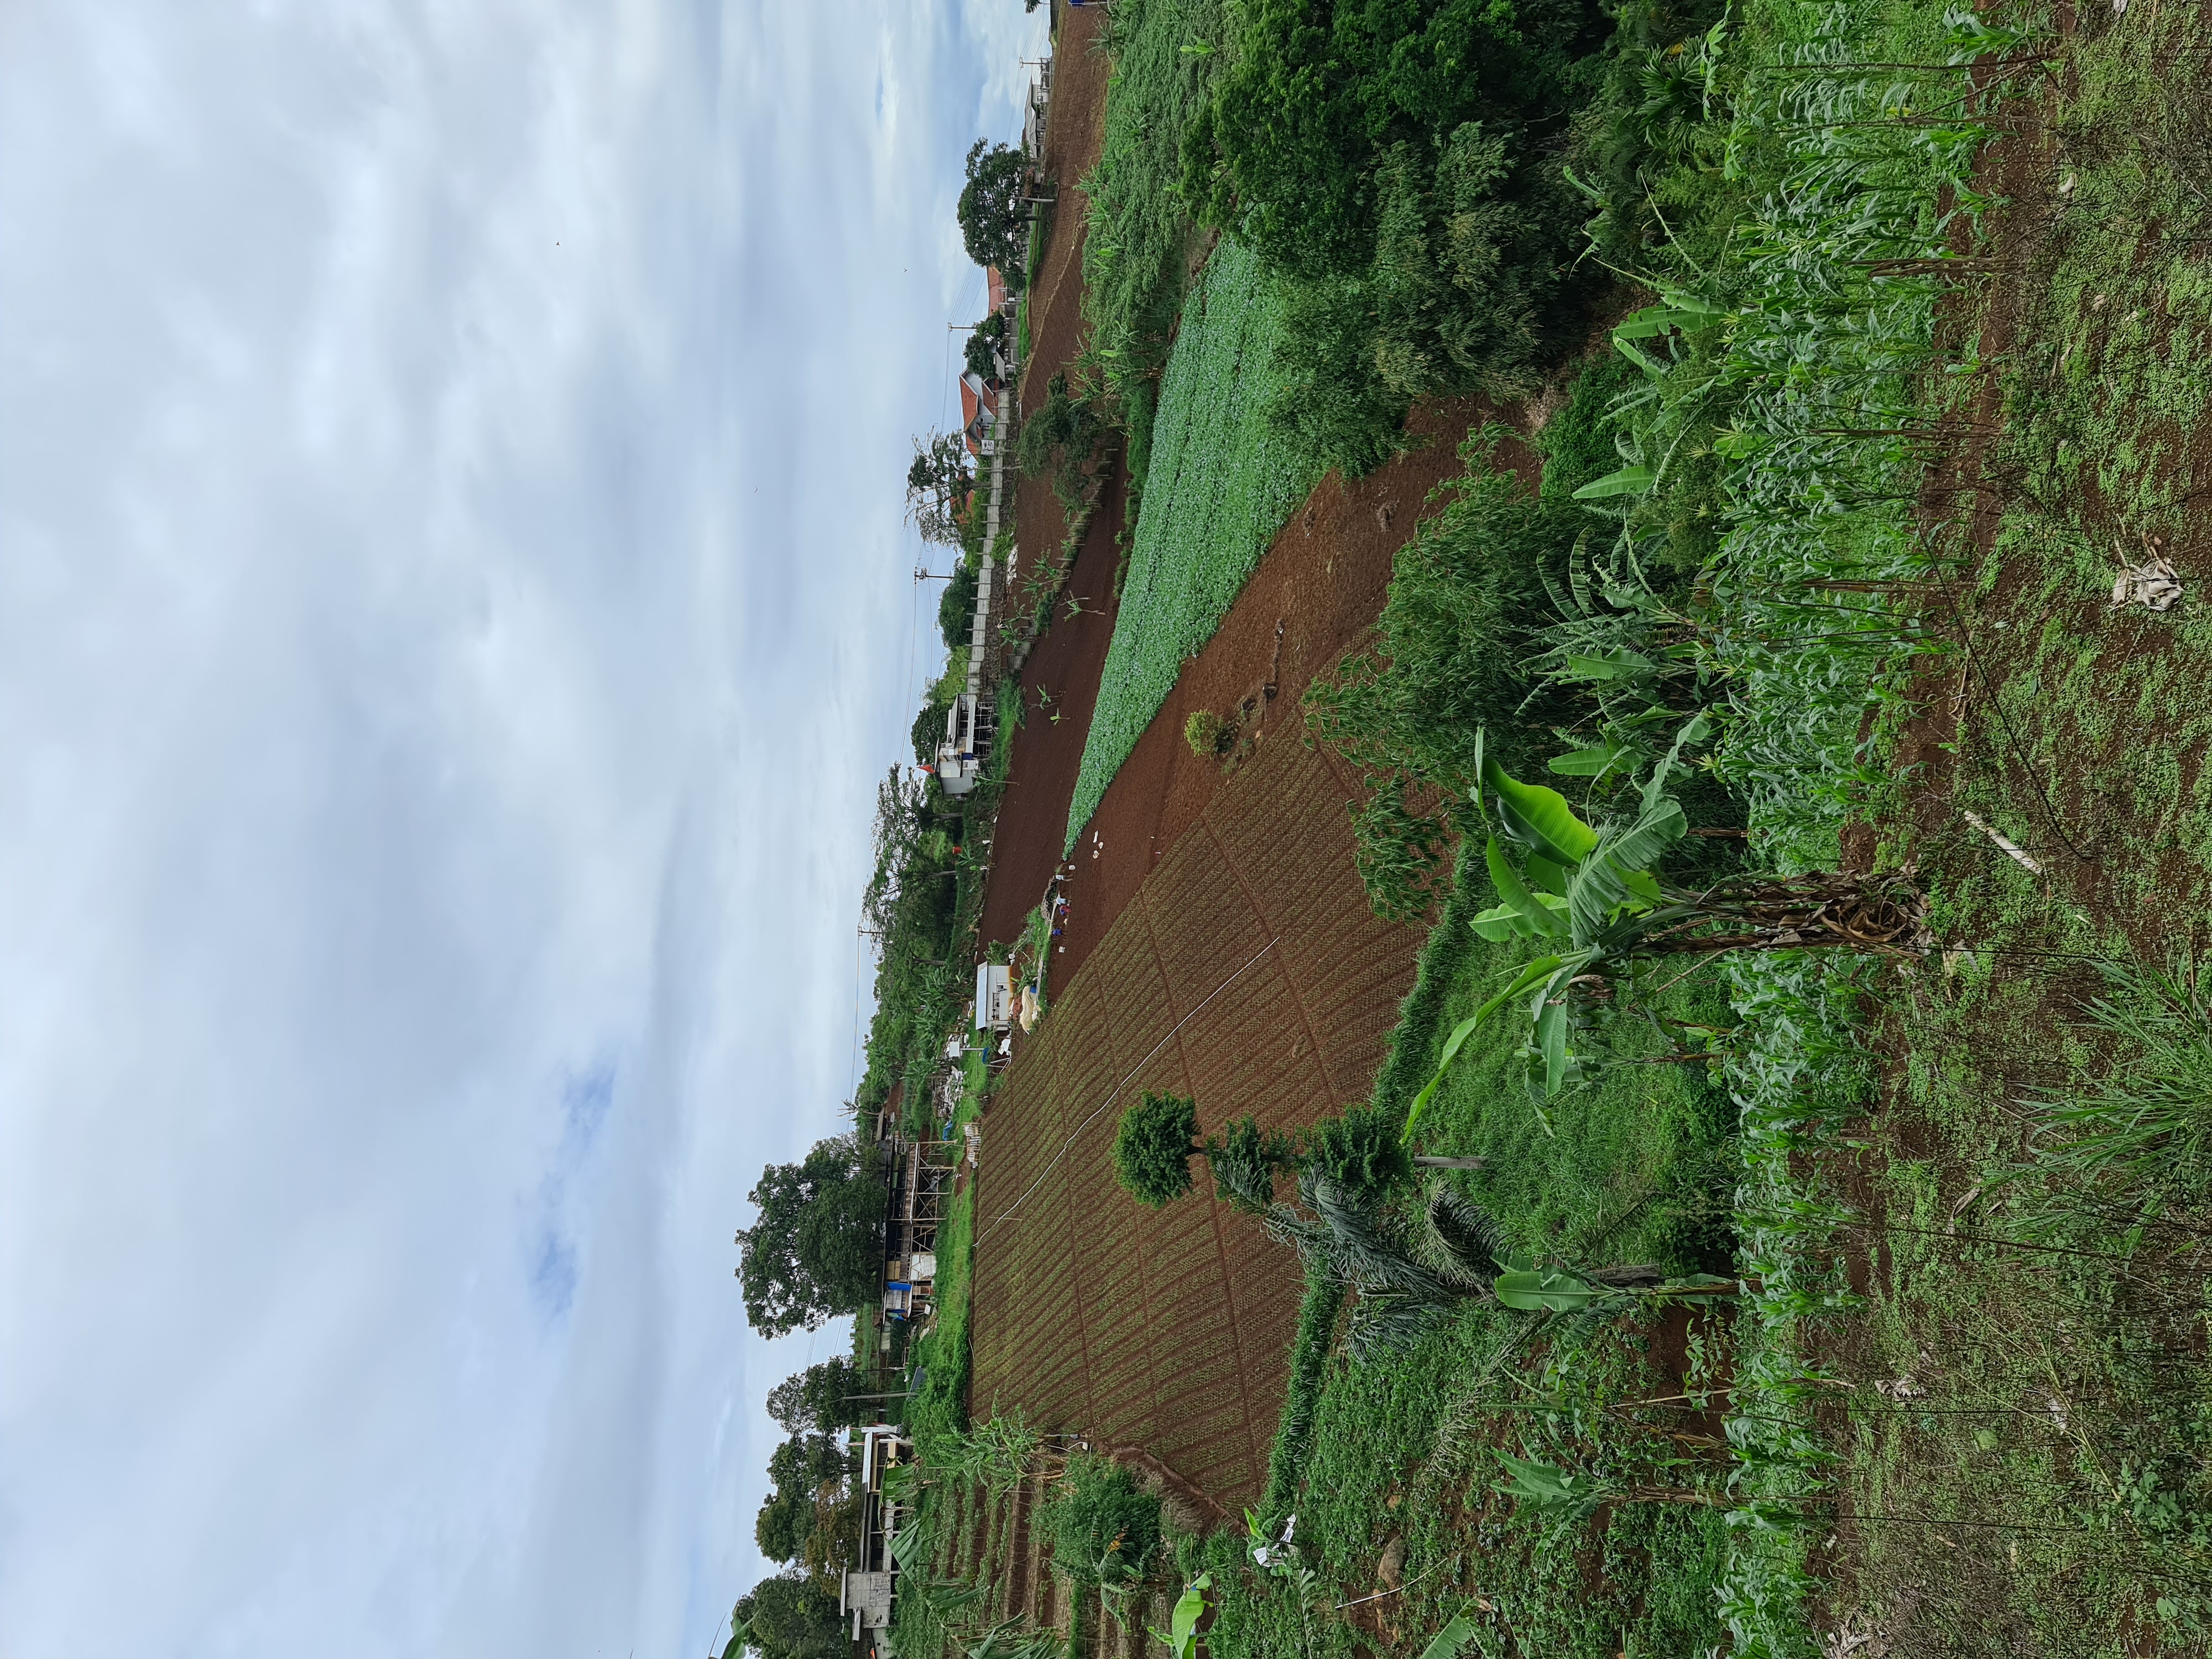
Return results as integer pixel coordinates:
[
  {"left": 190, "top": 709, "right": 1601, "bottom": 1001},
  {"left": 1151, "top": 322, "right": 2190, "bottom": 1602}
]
[{"left": 0, "top": 2, "right": 1046, "bottom": 1653}]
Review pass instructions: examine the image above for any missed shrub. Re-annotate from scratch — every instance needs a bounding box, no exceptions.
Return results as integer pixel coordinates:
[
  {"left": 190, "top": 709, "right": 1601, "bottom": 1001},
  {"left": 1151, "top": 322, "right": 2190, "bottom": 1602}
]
[
  {"left": 1302, "top": 1104, "right": 1413, "bottom": 1202},
  {"left": 1015, "top": 372, "right": 1110, "bottom": 516},
  {"left": 1047, "top": 1455, "right": 1162, "bottom": 1587},
  {"left": 1305, "top": 430, "right": 1575, "bottom": 913},
  {"left": 1208, "top": 1114, "right": 1300, "bottom": 1211},
  {"left": 1183, "top": 709, "right": 1227, "bottom": 757},
  {"left": 1112, "top": 1091, "right": 1199, "bottom": 1207},
  {"left": 1179, "top": 0, "right": 1605, "bottom": 474}
]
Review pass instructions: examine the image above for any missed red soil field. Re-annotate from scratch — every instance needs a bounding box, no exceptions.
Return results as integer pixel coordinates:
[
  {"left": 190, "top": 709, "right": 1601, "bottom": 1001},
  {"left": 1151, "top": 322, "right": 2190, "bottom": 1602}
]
[
  {"left": 1039, "top": 393, "right": 1507, "bottom": 993},
  {"left": 965, "top": 714, "right": 1427, "bottom": 1509}
]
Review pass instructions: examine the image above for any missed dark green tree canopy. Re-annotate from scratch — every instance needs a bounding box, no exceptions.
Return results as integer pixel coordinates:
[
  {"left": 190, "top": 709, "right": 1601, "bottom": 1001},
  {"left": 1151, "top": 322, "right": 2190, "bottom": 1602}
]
[
  {"left": 767, "top": 1357, "right": 865, "bottom": 1437},
  {"left": 964, "top": 310, "right": 1010, "bottom": 380},
  {"left": 756, "top": 1432, "right": 853, "bottom": 1562},
  {"left": 938, "top": 559, "right": 980, "bottom": 654},
  {"left": 1184, "top": 0, "right": 1596, "bottom": 279},
  {"left": 957, "top": 139, "right": 1032, "bottom": 281},
  {"left": 1111, "top": 1091, "right": 1201, "bottom": 1207},
  {"left": 728, "top": 1572, "right": 846, "bottom": 1659},
  {"left": 735, "top": 1136, "right": 884, "bottom": 1337},
  {"left": 1208, "top": 1114, "right": 1302, "bottom": 1212},
  {"left": 1303, "top": 1103, "right": 1413, "bottom": 1199}
]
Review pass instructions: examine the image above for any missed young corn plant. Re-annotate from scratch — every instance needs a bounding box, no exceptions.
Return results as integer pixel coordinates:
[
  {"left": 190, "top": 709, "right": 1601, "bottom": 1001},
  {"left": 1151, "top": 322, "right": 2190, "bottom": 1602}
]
[{"left": 1403, "top": 722, "right": 1923, "bottom": 1130}]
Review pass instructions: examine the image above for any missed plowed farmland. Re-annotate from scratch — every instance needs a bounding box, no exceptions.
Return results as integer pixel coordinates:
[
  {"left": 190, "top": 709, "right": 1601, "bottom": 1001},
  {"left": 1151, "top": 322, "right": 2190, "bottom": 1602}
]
[{"left": 966, "top": 718, "right": 1422, "bottom": 1509}]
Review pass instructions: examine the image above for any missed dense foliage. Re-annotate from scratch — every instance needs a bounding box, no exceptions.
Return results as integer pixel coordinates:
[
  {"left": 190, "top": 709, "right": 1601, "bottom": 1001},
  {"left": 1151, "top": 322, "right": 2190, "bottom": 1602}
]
[
  {"left": 936, "top": 558, "right": 979, "bottom": 654},
  {"left": 734, "top": 1136, "right": 884, "bottom": 1338},
  {"left": 728, "top": 1572, "right": 847, "bottom": 1659},
  {"left": 1110, "top": 1090, "right": 1199, "bottom": 1207},
  {"left": 1303, "top": 427, "right": 1579, "bottom": 916},
  {"left": 765, "top": 1357, "right": 865, "bottom": 1437},
  {"left": 1174, "top": 0, "right": 1621, "bottom": 472},
  {"left": 1046, "top": 1455, "right": 1162, "bottom": 1587},
  {"left": 957, "top": 140, "right": 1032, "bottom": 284}
]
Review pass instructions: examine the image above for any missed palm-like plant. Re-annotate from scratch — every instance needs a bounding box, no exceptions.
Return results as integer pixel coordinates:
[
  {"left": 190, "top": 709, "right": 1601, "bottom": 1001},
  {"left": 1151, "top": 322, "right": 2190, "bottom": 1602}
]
[{"left": 1404, "top": 719, "right": 1924, "bottom": 1129}]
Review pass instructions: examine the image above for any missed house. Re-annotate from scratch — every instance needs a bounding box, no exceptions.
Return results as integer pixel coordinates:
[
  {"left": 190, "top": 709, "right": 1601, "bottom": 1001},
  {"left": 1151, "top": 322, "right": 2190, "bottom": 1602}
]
[
  {"left": 842, "top": 1425, "right": 914, "bottom": 1643},
  {"left": 933, "top": 690, "right": 991, "bottom": 796},
  {"left": 974, "top": 962, "right": 1013, "bottom": 1031},
  {"left": 958, "top": 371, "right": 1000, "bottom": 458}
]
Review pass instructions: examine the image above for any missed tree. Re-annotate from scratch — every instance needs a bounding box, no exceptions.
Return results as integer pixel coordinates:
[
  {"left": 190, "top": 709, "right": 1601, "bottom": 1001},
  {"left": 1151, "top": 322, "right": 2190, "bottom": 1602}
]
[
  {"left": 964, "top": 310, "right": 1010, "bottom": 382},
  {"left": 937, "top": 559, "right": 980, "bottom": 654},
  {"left": 767, "top": 1357, "right": 867, "bottom": 1436},
  {"left": 735, "top": 1136, "right": 885, "bottom": 1337},
  {"left": 1110, "top": 1091, "right": 1201, "bottom": 1208},
  {"left": 862, "top": 766, "right": 927, "bottom": 940},
  {"left": 906, "top": 430, "right": 974, "bottom": 546},
  {"left": 1112, "top": 1095, "right": 1464, "bottom": 1213},
  {"left": 754, "top": 1483, "right": 815, "bottom": 1562},
  {"left": 957, "top": 139, "right": 1031, "bottom": 281},
  {"left": 728, "top": 1572, "right": 846, "bottom": 1659}
]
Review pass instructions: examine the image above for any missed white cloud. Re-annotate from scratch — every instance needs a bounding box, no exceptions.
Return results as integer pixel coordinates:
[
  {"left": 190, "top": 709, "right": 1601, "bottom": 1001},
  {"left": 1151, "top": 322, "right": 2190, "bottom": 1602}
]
[{"left": 0, "top": 0, "right": 1046, "bottom": 1653}]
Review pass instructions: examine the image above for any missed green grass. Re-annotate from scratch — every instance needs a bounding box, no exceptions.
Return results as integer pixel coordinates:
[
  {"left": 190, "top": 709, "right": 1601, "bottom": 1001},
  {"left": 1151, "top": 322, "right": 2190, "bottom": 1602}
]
[
  {"left": 1065, "top": 240, "right": 1320, "bottom": 849},
  {"left": 1081, "top": 0, "right": 1225, "bottom": 497},
  {"left": 1411, "top": 931, "right": 1738, "bottom": 1275},
  {"left": 1188, "top": 1302, "right": 1733, "bottom": 1659},
  {"left": 1791, "top": 4, "right": 2212, "bottom": 1648}
]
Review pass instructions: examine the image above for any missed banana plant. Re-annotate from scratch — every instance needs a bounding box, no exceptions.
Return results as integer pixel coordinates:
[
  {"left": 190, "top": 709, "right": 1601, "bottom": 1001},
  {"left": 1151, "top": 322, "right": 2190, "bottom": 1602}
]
[
  {"left": 1403, "top": 719, "right": 1704, "bottom": 1122},
  {"left": 1147, "top": 1573, "right": 1212, "bottom": 1659},
  {"left": 1403, "top": 718, "right": 1923, "bottom": 1134}
]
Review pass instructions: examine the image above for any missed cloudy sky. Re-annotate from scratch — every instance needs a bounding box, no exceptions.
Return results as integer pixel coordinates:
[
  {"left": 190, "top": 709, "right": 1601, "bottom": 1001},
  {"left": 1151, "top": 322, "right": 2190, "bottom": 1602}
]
[{"left": 0, "top": 1, "right": 1045, "bottom": 1652}]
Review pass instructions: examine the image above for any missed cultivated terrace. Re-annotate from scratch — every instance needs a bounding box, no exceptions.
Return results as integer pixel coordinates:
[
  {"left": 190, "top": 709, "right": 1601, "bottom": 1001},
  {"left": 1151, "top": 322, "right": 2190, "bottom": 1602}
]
[{"left": 722, "top": 2, "right": 2212, "bottom": 1657}]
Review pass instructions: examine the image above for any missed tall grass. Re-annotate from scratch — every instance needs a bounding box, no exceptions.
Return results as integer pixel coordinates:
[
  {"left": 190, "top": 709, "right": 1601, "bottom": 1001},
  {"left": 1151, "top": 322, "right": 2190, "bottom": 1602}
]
[{"left": 1083, "top": 0, "right": 1226, "bottom": 496}]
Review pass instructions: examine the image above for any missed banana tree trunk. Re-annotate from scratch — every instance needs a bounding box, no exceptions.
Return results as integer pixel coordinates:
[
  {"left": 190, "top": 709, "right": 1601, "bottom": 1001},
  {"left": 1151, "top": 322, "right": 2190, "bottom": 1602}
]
[{"left": 1642, "top": 872, "right": 1927, "bottom": 956}]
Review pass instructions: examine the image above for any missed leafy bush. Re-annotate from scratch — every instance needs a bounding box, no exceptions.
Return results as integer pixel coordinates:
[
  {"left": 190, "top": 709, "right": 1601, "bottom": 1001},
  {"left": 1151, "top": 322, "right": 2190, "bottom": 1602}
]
[
  {"left": 1305, "top": 429, "right": 1577, "bottom": 913},
  {"left": 938, "top": 559, "right": 979, "bottom": 654},
  {"left": 1112, "top": 1091, "right": 1200, "bottom": 1207},
  {"left": 1180, "top": 0, "right": 1608, "bottom": 473},
  {"left": 1047, "top": 1455, "right": 1162, "bottom": 1587},
  {"left": 1183, "top": 709, "right": 1226, "bottom": 757},
  {"left": 1015, "top": 371, "right": 1110, "bottom": 519}
]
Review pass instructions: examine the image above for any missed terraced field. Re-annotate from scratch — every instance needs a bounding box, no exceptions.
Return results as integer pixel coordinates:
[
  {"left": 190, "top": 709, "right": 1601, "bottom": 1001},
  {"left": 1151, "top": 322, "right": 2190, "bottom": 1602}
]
[{"left": 967, "top": 717, "right": 1421, "bottom": 1507}]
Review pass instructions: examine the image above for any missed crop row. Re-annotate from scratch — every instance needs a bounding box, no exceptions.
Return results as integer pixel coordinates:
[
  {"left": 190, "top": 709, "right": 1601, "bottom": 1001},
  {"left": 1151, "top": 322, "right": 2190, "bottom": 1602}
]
[{"left": 1063, "top": 240, "right": 1321, "bottom": 849}]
